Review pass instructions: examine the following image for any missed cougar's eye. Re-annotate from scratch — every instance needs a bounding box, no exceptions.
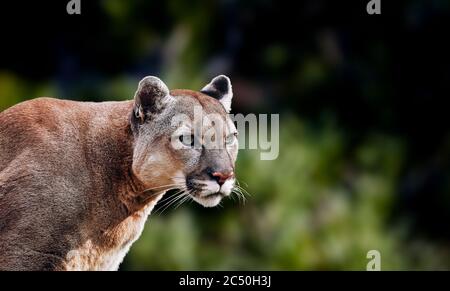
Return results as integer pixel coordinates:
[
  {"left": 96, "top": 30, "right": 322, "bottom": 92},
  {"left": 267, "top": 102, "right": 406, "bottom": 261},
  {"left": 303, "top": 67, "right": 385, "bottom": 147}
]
[
  {"left": 179, "top": 134, "right": 195, "bottom": 148},
  {"left": 226, "top": 133, "right": 237, "bottom": 145}
]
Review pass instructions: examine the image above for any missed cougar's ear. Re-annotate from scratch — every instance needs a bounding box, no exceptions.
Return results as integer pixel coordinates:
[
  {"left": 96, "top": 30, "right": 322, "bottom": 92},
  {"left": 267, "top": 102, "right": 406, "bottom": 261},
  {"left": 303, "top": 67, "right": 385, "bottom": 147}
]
[
  {"left": 133, "top": 76, "right": 171, "bottom": 123},
  {"left": 201, "top": 75, "right": 233, "bottom": 113}
]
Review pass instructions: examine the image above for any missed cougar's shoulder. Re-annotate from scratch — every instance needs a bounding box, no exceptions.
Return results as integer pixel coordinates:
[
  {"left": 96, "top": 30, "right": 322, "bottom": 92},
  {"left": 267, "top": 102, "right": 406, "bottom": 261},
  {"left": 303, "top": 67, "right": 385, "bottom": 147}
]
[{"left": 0, "top": 97, "right": 136, "bottom": 271}]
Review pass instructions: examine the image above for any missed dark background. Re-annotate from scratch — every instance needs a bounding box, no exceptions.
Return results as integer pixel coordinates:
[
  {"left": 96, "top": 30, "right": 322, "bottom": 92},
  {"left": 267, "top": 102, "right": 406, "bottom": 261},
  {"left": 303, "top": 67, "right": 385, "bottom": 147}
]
[{"left": 0, "top": 0, "right": 449, "bottom": 270}]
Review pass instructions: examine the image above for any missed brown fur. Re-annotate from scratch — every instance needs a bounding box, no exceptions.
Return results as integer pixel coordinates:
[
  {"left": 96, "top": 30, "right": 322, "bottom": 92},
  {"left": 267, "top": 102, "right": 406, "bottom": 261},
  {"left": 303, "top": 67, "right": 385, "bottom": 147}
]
[{"left": 0, "top": 98, "right": 163, "bottom": 270}]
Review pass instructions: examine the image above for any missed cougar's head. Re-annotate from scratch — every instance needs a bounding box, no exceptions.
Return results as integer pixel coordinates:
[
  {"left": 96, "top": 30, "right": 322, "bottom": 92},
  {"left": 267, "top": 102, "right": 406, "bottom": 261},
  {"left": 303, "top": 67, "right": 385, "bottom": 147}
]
[{"left": 131, "top": 75, "right": 238, "bottom": 207}]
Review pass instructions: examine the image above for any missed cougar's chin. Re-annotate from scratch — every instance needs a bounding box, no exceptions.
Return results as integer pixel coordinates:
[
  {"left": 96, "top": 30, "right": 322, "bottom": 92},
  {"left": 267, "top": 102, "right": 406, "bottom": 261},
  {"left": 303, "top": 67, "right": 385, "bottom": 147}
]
[
  {"left": 186, "top": 179, "right": 220, "bottom": 207},
  {"left": 191, "top": 193, "right": 224, "bottom": 208}
]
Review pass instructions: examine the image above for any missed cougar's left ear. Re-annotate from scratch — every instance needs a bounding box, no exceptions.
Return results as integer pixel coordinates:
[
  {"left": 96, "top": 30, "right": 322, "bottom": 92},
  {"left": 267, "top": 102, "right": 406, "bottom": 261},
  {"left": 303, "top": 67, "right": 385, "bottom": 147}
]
[
  {"left": 133, "top": 76, "right": 172, "bottom": 124},
  {"left": 201, "top": 75, "right": 233, "bottom": 113}
]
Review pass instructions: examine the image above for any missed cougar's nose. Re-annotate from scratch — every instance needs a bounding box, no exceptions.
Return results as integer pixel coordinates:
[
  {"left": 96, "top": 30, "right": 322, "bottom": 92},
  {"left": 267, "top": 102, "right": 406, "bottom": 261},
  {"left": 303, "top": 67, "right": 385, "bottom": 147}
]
[{"left": 212, "top": 171, "right": 235, "bottom": 186}]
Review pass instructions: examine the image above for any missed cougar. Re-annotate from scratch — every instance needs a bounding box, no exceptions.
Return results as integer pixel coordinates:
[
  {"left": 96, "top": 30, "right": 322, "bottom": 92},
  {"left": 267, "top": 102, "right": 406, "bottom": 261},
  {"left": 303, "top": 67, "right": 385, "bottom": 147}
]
[{"left": 0, "top": 75, "right": 238, "bottom": 270}]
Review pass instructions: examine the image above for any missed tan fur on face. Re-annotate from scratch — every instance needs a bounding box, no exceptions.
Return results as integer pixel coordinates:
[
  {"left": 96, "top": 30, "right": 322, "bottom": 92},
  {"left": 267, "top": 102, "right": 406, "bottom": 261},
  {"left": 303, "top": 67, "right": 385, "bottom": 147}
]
[{"left": 133, "top": 138, "right": 184, "bottom": 190}]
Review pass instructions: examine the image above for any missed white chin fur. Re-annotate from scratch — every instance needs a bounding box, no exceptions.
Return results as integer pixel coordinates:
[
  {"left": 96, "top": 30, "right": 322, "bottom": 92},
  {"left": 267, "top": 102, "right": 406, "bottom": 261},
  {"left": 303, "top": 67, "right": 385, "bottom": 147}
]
[{"left": 192, "top": 194, "right": 223, "bottom": 208}]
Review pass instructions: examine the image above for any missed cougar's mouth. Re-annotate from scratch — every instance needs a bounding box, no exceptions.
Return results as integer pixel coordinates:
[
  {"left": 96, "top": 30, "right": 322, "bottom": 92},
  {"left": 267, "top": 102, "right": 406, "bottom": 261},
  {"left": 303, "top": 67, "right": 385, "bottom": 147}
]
[{"left": 185, "top": 179, "right": 224, "bottom": 207}]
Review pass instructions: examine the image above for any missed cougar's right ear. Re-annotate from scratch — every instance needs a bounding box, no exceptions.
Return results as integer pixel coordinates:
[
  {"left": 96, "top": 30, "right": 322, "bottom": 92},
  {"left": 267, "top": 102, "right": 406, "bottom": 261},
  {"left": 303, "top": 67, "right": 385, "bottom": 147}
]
[{"left": 133, "top": 76, "right": 171, "bottom": 123}]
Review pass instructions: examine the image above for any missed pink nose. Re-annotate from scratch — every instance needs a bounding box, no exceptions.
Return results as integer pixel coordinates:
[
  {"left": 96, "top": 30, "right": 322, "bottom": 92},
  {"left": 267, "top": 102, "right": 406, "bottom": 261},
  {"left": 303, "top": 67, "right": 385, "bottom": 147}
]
[{"left": 212, "top": 171, "right": 234, "bottom": 186}]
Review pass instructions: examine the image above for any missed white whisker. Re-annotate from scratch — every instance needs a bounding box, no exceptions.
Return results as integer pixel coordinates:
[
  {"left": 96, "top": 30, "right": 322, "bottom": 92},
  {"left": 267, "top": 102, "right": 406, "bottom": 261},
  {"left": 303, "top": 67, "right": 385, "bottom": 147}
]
[{"left": 157, "top": 191, "right": 188, "bottom": 215}]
